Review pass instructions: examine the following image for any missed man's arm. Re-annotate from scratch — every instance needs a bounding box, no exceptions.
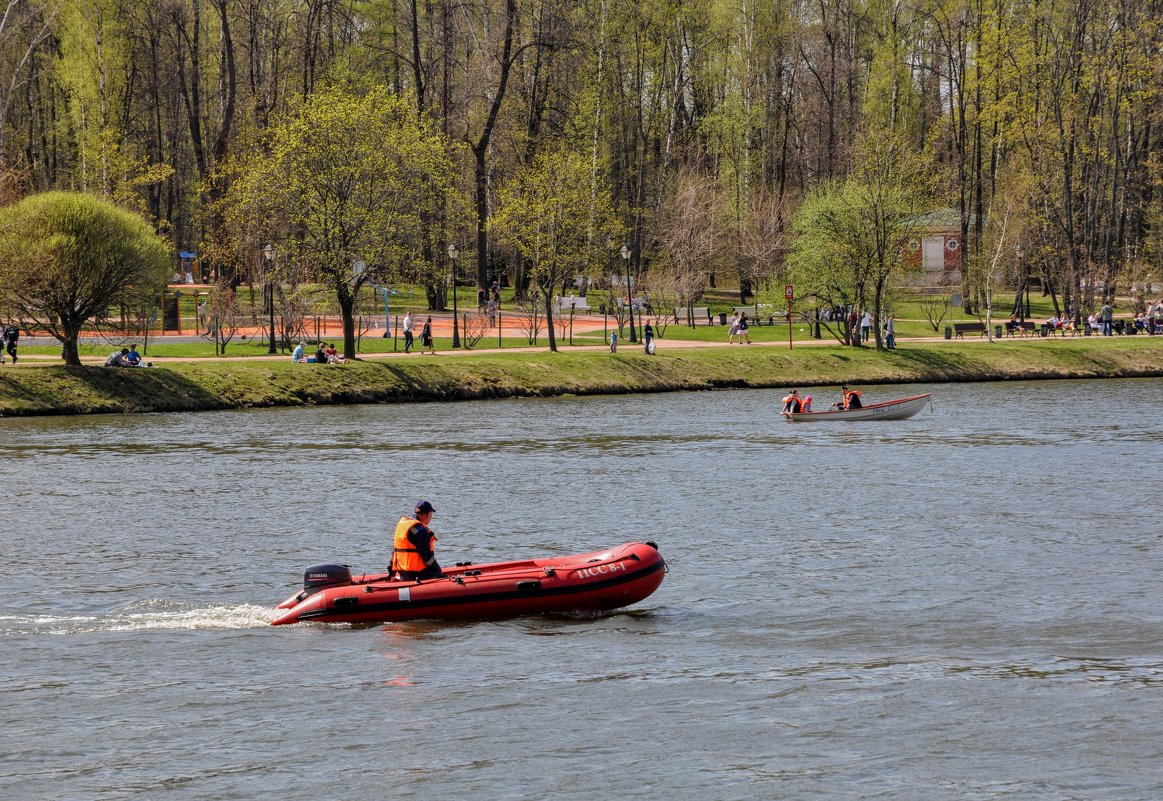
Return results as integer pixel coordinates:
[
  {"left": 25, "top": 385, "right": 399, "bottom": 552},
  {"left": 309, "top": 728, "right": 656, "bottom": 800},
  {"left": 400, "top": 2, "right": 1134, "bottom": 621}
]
[{"left": 408, "top": 525, "right": 437, "bottom": 565}]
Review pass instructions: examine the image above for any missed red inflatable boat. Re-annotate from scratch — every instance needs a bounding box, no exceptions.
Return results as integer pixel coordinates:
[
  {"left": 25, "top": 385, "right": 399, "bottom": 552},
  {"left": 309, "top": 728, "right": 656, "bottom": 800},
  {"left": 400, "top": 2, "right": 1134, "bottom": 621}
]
[{"left": 272, "top": 541, "right": 666, "bottom": 625}]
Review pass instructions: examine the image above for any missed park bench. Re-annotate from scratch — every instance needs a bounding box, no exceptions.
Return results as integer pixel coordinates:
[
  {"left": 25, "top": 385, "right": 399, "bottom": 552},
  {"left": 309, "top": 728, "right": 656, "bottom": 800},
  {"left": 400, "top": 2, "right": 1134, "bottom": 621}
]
[
  {"left": 557, "top": 296, "right": 591, "bottom": 313},
  {"left": 673, "top": 306, "right": 713, "bottom": 325},
  {"left": 732, "top": 305, "right": 778, "bottom": 326},
  {"left": 1005, "top": 320, "right": 1037, "bottom": 337},
  {"left": 952, "top": 321, "right": 987, "bottom": 338}
]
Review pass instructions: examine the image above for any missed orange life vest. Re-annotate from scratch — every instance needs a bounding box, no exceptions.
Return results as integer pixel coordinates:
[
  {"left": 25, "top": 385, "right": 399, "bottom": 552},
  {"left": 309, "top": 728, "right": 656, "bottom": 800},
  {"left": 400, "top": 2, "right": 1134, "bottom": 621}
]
[
  {"left": 391, "top": 516, "right": 435, "bottom": 574},
  {"left": 844, "top": 389, "right": 862, "bottom": 408},
  {"left": 782, "top": 394, "right": 802, "bottom": 413}
]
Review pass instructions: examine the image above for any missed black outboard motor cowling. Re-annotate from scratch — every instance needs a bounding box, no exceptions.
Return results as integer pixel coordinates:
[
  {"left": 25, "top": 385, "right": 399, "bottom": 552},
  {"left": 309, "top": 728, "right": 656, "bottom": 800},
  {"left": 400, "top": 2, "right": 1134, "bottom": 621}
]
[{"left": 303, "top": 564, "right": 353, "bottom": 592}]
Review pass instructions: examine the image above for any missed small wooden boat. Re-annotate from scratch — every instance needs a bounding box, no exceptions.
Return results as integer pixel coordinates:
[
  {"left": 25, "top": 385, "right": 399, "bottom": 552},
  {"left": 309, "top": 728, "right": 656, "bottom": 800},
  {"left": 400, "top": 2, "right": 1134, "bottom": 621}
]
[
  {"left": 272, "top": 541, "right": 666, "bottom": 625},
  {"left": 782, "top": 393, "right": 932, "bottom": 422}
]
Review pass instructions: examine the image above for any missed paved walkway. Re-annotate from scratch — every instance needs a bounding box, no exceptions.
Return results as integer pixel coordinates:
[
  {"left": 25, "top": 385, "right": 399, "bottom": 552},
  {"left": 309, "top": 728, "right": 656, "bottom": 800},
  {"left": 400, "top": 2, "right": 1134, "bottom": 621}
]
[{"left": 2, "top": 313, "right": 1058, "bottom": 366}]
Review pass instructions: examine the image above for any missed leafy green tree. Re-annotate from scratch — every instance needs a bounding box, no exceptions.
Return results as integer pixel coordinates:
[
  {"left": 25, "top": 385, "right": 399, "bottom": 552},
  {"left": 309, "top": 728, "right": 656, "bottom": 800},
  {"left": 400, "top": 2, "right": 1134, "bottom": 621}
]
[
  {"left": 0, "top": 191, "right": 170, "bottom": 366},
  {"left": 492, "top": 147, "right": 621, "bottom": 352},
  {"left": 783, "top": 134, "right": 927, "bottom": 348},
  {"left": 222, "top": 84, "right": 462, "bottom": 359}
]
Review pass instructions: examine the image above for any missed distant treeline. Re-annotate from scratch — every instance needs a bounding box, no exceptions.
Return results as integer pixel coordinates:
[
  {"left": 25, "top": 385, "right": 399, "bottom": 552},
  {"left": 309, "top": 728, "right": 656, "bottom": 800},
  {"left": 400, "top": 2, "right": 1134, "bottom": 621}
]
[{"left": 0, "top": 0, "right": 1159, "bottom": 316}]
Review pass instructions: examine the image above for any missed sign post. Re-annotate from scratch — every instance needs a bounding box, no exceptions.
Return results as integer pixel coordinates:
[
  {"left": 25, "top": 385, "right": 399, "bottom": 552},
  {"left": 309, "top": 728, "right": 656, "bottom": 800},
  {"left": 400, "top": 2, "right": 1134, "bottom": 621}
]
[{"left": 784, "top": 284, "right": 794, "bottom": 350}]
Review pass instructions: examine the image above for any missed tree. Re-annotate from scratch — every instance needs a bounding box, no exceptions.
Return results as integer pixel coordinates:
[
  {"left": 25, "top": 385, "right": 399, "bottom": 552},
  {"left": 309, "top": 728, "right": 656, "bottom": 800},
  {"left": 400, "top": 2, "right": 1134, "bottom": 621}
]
[
  {"left": 784, "top": 134, "right": 927, "bottom": 348},
  {"left": 492, "top": 147, "right": 621, "bottom": 352},
  {"left": 653, "top": 166, "right": 725, "bottom": 324},
  {"left": 0, "top": 191, "right": 170, "bottom": 366},
  {"left": 222, "top": 84, "right": 461, "bottom": 359}
]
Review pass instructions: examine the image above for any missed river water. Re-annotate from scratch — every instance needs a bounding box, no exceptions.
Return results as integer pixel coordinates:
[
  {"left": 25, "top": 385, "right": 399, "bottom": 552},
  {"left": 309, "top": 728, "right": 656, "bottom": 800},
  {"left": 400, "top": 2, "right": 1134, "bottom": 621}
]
[{"left": 2, "top": 378, "right": 1162, "bottom": 800}]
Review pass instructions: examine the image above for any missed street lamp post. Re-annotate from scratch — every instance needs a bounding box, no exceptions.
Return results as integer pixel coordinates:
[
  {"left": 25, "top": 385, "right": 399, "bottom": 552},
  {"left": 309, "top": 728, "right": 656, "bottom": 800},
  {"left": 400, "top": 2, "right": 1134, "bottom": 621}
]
[
  {"left": 1016, "top": 244, "right": 1029, "bottom": 321},
  {"left": 448, "top": 242, "right": 461, "bottom": 348},
  {"left": 262, "top": 244, "right": 277, "bottom": 354},
  {"left": 621, "top": 244, "right": 637, "bottom": 343}
]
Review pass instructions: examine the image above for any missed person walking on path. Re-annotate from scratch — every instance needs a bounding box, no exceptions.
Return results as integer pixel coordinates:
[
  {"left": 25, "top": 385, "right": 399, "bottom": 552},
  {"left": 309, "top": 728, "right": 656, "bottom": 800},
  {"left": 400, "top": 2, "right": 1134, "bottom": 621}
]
[
  {"left": 860, "top": 310, "right": 872, "bottom": 342},
  {"left": 728, "top": 312, "right": 740, "bottom": 344},
  {"left": 609, "top": 331, "right": 618, "bottom": 352},
  {"left": 738, "top": 312, "right": 751, "bottom": 344},
  {"left": 884, "top": 315, "right": 896, "bottom": 349},
  {"left": 3, "top": 322, "right": 18, "bottom": 364},
  {"left": 1101, "top": 301, "right": 1113, "bottom": 336},
  {"left": 643, "top": 321, "right": 655, "bottom": 354},
  {"left": 390, "top": 500, "right": 442, "bottom": 581},
  {"left": 421, "top": 316, "right": 436, "bottom": 354},
  {"left": 402, "top": 311, "right": 414, "bottom": 353}
]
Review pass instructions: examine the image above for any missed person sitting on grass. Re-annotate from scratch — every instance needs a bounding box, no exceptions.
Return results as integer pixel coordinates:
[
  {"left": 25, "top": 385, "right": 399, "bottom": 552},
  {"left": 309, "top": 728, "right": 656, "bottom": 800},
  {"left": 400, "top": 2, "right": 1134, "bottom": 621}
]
[
  {"left": 291, "top": 341, "right": 306, "bottom": 363},
  {"left": 126, "top": 344, "right": 142, "bottom": 367},
  {"left": 104, "top": 348, "right": 131, "bottom": 367},
  {"left": 314, "top": 343, "right": 328, "bottom": 365}
]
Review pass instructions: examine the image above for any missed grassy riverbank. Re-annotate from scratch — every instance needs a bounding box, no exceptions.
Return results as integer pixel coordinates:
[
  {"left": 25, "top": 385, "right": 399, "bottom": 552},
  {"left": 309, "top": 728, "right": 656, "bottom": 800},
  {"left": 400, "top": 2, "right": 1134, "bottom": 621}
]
[{"left": 1, "top": 338, "right": 1160, "bottom": 416}]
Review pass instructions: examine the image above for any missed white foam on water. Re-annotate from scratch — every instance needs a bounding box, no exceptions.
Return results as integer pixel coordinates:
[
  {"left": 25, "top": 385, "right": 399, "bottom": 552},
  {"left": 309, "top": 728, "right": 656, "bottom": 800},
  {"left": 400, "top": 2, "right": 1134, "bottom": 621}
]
[{"left": 1, "top": 599, "right": 276, "bottom": 634}]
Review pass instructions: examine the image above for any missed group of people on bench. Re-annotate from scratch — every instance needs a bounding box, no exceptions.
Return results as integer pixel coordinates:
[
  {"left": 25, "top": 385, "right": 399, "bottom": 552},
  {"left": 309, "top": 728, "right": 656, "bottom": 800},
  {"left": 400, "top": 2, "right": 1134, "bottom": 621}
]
[{"left": 1007, "top": 314, "right": 1074, "bottom": 335}]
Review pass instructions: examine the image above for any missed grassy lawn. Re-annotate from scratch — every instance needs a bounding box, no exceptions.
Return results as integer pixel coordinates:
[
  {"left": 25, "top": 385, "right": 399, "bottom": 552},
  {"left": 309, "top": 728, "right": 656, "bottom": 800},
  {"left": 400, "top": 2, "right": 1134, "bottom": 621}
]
[
  {"left": 11, "top": 284, "right": 1130, "bottom": 361},
  {"left": 2, "top": 336, "right": 1161, "bottom": 417}
]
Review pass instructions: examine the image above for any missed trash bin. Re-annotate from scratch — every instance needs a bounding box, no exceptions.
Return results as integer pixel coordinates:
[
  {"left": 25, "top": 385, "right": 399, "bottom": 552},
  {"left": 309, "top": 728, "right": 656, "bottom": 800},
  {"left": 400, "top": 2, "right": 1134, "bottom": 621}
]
[
  {"left": 718, "top": 312, "right": 727, "bottom": 325},
  {"left": 994, "top": 324, "right": 1002, "bottom": 338},
  {"left": 944, "top": 325, "right": 952, "bottom": 340},
  {"left": 1040, "top": 324, "right": 1049, "bottom": 337}
]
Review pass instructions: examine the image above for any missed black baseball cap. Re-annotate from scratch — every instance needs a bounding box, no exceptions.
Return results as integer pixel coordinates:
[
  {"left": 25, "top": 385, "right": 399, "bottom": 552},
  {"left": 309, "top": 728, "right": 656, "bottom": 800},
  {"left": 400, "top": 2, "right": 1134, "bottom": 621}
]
[{"left": 416, "top": 500, "right": 435, "bottom": 514}]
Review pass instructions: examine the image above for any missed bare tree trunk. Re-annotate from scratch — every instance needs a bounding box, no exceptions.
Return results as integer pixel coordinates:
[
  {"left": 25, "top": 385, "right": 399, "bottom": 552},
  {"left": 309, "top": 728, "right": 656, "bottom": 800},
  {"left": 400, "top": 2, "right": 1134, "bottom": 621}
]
[{"left": 471, "top": 0, "right": 517, "bottom": 290}]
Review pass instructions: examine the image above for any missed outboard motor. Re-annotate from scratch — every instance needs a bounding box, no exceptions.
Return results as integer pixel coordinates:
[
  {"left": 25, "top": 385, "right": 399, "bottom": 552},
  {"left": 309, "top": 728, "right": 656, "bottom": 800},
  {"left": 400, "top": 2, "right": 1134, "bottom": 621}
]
[{"left": 301, "top": 564, "right": 353, "bottom": 597}]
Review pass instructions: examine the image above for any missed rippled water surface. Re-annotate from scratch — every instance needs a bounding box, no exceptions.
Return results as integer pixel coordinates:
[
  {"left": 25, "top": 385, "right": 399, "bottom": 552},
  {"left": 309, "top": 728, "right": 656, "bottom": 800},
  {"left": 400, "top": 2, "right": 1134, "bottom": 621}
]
[{"left": 3, "top": 378, "right": 1162, "bottom": 800}]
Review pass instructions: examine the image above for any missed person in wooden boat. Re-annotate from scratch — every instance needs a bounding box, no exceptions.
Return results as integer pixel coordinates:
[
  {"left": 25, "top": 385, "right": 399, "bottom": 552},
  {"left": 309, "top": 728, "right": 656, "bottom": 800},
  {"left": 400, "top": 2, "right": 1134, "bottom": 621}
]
[
  {"left": 781, "top": 389, "right": 803, "bottom": 414},
  {"left": 391, "top": 500, "right": 443, "bottom": 581},
  {"left": 838, "top": 385, "right": 862, "bottom": 410}
]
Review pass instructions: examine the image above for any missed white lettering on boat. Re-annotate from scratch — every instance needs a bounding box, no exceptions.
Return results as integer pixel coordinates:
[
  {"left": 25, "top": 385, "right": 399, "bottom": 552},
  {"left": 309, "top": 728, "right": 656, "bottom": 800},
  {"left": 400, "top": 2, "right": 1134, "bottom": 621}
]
[{"left": 576, "top": 561, "right": 626, "bottom": 580}]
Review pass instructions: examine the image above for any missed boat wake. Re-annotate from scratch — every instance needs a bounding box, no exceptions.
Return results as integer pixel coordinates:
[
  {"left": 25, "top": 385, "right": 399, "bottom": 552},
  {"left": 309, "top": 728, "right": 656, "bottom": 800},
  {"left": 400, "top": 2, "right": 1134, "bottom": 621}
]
[{"left": 1, "top": 599, "right": 276, "bottom": 635}]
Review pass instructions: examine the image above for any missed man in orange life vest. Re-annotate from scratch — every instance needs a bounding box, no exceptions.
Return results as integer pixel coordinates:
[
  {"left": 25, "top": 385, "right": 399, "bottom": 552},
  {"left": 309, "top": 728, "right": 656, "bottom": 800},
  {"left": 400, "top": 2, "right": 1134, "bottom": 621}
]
[
  {"left": 841, "top": 385, "right": 862, "bottom": 410},
  {"left": 781, "top": 389, "right": 803, "bottom": 414},
  {"left": 391, "top": 500, "right": 443, "bottom": 581}
]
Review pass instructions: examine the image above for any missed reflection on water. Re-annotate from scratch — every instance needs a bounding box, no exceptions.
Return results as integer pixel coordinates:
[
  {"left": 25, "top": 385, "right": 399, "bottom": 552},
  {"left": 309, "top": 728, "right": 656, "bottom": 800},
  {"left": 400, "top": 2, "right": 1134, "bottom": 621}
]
[{"left": 2, "top": 378, "right": 1163, "bottom": 800}]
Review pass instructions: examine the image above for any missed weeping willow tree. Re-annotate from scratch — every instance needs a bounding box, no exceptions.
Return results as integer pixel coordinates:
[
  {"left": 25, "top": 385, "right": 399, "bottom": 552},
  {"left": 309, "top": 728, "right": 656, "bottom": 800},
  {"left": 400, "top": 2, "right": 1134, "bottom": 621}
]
[{"left": 0, "top": 190, "right": 171, "bottom": 366}]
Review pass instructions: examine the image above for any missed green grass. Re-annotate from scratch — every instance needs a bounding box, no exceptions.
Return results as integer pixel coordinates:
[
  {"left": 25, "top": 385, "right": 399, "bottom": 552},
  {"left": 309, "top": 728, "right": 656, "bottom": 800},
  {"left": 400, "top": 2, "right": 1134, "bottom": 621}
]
[{"left": 2, "top": 336, "right": 1161, "bottom": 417}]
